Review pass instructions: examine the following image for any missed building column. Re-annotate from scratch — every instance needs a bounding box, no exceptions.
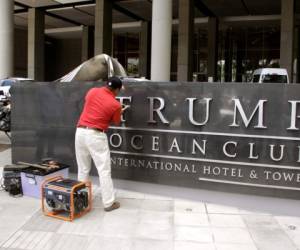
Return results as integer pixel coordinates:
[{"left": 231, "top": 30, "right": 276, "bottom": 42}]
[
  {"left": 28, "top": 8, "right": 45, "bottom": 81},
  {"left": 207, "top": 17, "right": 218, "bottom": 82},
  {"left": 151, "top": 0, "right": 172, "bottom": 81},
  {"left": 177, "top": 0, "right": 194, "bottom": 82},
  {"left": 280, "top": 0, "right": 294, "bottom": 82},
  {"left": 0, "top": 0, "right": 13, "bottom": 79},
  {"left": 139, "top": 21, "right": 151, "bottom": 79},
  {"left": 82, "top": 26, "right": 94, "bottom": 62},
  {"left": 94, "top": 0, "right": 112, "bottom": 56}
]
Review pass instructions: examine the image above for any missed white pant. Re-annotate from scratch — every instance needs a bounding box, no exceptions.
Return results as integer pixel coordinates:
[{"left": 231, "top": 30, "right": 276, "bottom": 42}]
[{"left": 75, "top": 127, "right": 115, "bottom": 208}]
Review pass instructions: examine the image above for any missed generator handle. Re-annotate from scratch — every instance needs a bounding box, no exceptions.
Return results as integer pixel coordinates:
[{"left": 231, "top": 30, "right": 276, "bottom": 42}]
[{"left": 70, "top": 180, "right": 92, "bottom": 220}]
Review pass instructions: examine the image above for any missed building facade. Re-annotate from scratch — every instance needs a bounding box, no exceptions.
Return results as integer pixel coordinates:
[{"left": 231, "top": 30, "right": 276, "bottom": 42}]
[{"left": 1, "top": 0, "right": 299, "bottom": 82}]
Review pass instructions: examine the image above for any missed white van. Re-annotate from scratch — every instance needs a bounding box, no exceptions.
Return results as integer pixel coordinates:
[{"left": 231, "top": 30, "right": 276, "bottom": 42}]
[{"left": 252, "top": 68, "right": 289, "bottom": 83}]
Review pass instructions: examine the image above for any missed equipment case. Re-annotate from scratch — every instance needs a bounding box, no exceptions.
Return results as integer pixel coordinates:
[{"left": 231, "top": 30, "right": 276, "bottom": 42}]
[{"left": 21, "top": 164, "right": 69, "bottom": 198}]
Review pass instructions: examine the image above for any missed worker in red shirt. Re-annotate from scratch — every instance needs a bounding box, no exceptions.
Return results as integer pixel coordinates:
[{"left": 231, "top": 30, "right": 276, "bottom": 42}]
[{"left": 75, "top": 76, "right": 126, "bottom": 212}]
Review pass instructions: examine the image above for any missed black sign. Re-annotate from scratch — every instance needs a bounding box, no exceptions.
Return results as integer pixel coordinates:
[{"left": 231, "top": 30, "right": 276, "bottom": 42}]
[{"left": 10, "top": 81, "right": 300, "bottom": 198}]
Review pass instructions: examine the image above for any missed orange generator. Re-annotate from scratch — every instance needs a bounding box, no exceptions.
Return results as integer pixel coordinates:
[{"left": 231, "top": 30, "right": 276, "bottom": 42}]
[{"left": 41, "top": 176, "right": 92, "bottom": 221}]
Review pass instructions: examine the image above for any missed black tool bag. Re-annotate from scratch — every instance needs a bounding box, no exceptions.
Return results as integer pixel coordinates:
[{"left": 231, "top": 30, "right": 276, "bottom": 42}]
[
  {"left": 1, "top": 165, "right": 23, "bottom": 197},
  {"left": 0, "top": 100, "right": 11, "bottom": 132}
]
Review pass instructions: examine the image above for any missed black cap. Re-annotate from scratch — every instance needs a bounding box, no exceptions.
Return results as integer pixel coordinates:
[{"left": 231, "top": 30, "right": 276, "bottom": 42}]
[{"left": 106, "top": 76, "right": 122, "bottom": 90}]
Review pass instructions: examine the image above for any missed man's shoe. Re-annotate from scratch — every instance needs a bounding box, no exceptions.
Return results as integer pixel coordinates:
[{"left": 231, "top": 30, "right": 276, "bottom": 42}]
[{"left": 104, "top": 201, "right": 120, "bottom": 212}]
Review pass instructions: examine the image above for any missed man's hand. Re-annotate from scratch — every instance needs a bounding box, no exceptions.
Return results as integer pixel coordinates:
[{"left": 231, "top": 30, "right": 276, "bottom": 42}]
[{"left": 121, "top": 105, "right": 130, "bottom": 114}]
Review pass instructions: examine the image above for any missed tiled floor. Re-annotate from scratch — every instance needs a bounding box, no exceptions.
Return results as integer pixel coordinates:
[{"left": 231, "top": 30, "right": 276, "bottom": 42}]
[
  {"left": 1, "top": 133, "right": 300, "bottom": 249},
  {"left": 1, "top": 185, "right": 300, "bottom": 250}
]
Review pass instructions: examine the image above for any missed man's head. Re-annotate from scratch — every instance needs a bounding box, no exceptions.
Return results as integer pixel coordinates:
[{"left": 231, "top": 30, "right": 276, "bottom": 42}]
[{"left": 106, "top": 76, "right": 122, "bottom": 91}]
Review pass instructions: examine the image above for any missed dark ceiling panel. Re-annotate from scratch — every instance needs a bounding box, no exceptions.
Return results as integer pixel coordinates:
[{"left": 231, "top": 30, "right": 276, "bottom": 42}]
[
  {"left": 49, "top": 7, "right": 93, "bottom": 25},
  {"left": 243, "top": 0, "right": 281, "bottom": 15},
  {"left": 15, "top": 10, "right": 72, "bottom": 30},
  {"left": 70, "top": 2, "right": 138, "bottom": 23},
  {"left": 201, "top": 0, "right": 248, "bottom": 16},
  {"left": 44, "top": 14, "right": 77, "bottom": 28},
  {"left": 116, "top": 0, "right": 152, "bottom": 21},
  {"left": 76, "top": 4, "right": 95, "bottom": 16},
  {"left": 195, "top": 0, "right": 216, "bottom": 16},
  {"left": 194, "top": 8, "right": 206, "bottom": 18},
  {"left": 113, "top": 10, "right": 137, "bottom": 23},
  {"left": 15, "top": 0, "right": 58, "bottom": 8},
  {"left": 14, "top": 0, "right": 297, "bottom": 30}
]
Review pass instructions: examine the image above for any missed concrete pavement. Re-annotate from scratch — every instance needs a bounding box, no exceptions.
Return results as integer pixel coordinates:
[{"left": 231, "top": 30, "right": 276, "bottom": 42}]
[{"left": 0, "top": 132, "right": 300, "bottom": 250}]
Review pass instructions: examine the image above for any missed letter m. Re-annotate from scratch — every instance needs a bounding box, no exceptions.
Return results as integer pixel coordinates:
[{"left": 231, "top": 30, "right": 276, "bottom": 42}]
[{"left": 229, "top": 99, "right": 267, "bottom": 128}]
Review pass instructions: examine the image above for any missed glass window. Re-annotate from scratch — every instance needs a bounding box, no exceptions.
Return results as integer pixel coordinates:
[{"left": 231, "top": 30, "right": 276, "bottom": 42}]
[
  {"left": 171, "top": 31, "right": 178, "bottom": 81},
  {"left": 261, "top": 74, "right": 288, "bottom": 83},
  {"left": 127, "top": 57, "right": 139, "bottom": 77},
  {"left": 113, "top": 33, "right": 140, "bottom": 77},
  {"left": 218, "top": 24, "right": 280, "bottom": 82},
  {"left": 193, "top": 28, "right": 208, "bottom": 81},
  {"left": 252, "top": 75, "right": 260, "bottom": 82},
  {"left": 1, "top": 80, "right": 13, "bottom": 86}
]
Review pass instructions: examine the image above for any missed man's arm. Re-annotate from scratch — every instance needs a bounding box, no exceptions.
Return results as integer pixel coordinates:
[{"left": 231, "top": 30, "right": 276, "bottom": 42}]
[
  {"left": 112, "top": 104, "right": 130, "bottom": 125},
  {"left": 111, "top": 106, "right": 121, "bottom": 125}
]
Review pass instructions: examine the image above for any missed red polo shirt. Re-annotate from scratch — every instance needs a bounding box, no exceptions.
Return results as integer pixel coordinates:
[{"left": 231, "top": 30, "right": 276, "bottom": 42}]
[{"left": 77, "top": 86, "right": 121, "bottom": 131}]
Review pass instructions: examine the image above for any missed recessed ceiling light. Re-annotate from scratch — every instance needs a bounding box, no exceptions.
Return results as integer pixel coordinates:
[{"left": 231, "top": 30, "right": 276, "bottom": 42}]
[{"left": 54, "top": 0, "right": 90, "bottom": 4}]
